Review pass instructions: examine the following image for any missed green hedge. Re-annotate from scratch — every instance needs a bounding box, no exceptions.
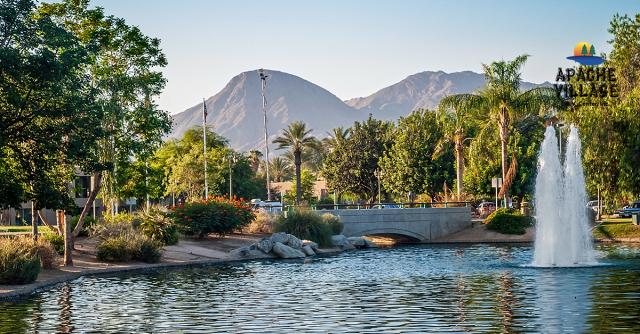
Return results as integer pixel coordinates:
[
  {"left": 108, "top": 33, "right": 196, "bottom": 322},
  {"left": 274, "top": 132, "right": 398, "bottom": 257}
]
[
  {"left": 483, "top": 208, "right": 533, "bottom": 235},
  {"left": 274, "top": 211, "right": 341, "bottom": 247},
  {"left": 171, "top": 197, "right": 255, "bottom": 238}
]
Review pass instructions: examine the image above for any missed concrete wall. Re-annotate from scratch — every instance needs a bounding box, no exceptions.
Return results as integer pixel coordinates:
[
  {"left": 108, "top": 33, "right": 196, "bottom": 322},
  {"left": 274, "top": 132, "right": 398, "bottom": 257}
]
[{"left": 322, "top": 207, "right": 471, "bottom": 242}]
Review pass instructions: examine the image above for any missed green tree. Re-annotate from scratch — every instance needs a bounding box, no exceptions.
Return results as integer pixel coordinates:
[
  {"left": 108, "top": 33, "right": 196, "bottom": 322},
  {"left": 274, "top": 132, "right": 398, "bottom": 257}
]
[
  {"left": 440, "top": 55, "right": 559, "bottom": 202},
  {"left": 380, "top": 110, "right": 455, "bottom": 199},
  {"left": 273, "top": 121, "right": 318, "bottom": 204},
  {"left": 269, "top": 157, "right": 291, "bottom": 182},
  {"left": 323, "top": 115, "right": 393, "bottom": 203},
  {"left": 39, "top": 0, "right": 172, "bottom": 235},
  {"left": 437, "top": 95, "right": 480, "bottom": 197},
  {"left": 284, "top": 169, "right": 316, "bottom": 204}
]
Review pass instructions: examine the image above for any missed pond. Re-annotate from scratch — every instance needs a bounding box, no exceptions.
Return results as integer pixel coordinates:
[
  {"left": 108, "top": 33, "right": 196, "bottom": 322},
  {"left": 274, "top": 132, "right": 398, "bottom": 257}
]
[{"left": 1, "top": 243, "right": 639, "bottom": 333}]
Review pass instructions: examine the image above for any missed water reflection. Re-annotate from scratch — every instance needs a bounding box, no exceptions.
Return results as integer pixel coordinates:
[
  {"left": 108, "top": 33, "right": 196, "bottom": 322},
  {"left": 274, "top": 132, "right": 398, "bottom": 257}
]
[{"left": 0, "top": 244, "right": 638, "bottom": 333}]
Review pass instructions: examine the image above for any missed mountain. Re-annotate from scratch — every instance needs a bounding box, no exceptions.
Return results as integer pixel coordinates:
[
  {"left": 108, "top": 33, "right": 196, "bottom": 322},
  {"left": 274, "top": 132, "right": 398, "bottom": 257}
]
[
  {"left": 344, "top": 71, "right": 547, "bottom": 121},
  {"left": 169, "top": 69, "right": 549, "bottom": 151},
  {"left": 170, "top": 70, "right": 362, "bottom": 152}
]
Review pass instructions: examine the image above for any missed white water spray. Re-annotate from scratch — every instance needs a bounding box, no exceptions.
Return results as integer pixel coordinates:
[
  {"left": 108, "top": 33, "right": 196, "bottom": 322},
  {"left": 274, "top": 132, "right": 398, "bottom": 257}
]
[{"left": 532, "top": 125, "right": 596, "bottom": 267}]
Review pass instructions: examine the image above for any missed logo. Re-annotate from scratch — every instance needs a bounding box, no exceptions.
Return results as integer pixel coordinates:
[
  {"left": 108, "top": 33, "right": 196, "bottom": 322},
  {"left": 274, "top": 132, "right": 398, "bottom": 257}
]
[{"left": 566, "top": 42, "right": 604, "bottom": 66}]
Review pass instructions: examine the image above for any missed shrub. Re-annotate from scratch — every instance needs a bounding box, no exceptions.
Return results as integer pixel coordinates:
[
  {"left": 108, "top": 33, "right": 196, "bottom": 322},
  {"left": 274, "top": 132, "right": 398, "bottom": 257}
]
[
  {"left": 137, "top": 206, "right": 180, "bottom": 245},
  {"left": 69, "top": 215, "right": 98, "bottom": 237},
  {"left": 89, "top": 214, "right": 136, "bottom": 239},
  {"left": 0, "top": 237, "right": 42, "bottom": 285},
  {"left": 483, "top": 208, "right": 533, "bottom": 235},
  {"left": 243, "top": 209, "right": 278, "bottom": 234},
  {"left": 96, "top": 236, "right": 132, "bottom": 262},
  {"left": 34, "top": 238, "right": 60, "bottom": 269},
  {"left": 274, "top": 210, "right": 333, "bottom": 247},
  {"left": 96, "top": 233, "right": 163, "bottom": 263},
  {"left": 322, "top": 213, "right": 343, "bottom": 234},
  {"left": 42, "top": 232, "right": 64, "bottom": 255},
  {"left": 171, "top": 197, "right": 255, "bottom": 238}
]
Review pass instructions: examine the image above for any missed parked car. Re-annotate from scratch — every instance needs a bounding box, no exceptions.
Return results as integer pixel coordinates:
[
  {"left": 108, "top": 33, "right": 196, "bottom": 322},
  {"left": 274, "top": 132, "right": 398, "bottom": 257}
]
[
  {"left": 617, "top": 201, "right": 640, "bottom": 218},
  {"left": 250, "top": 199, "right": 283, "bottom": 212},
  {"left": 372, "top": 204, "right": 401, "bottom": 209},
  {"left": 586, "top": 200, "right": 600, "bottom": 213},
  {"left": 477, "top": 201, "right": 497, "bottom": 218}
]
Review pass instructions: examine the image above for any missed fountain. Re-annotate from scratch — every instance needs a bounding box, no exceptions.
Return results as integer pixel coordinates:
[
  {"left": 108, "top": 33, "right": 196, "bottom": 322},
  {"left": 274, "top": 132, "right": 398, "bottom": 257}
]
[{"left": 532, "top": 125, "right": 596, "bottom": 267}]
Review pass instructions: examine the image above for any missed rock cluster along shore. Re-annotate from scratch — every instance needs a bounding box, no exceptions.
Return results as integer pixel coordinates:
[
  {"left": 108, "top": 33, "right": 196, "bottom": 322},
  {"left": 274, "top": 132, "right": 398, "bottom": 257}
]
[{"left": 230, "top": 232, "right": 378, "bottom": 259}]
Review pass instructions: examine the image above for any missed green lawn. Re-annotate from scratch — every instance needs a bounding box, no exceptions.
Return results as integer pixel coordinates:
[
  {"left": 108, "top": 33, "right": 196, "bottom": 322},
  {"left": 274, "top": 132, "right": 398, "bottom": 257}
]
[
  {"left": 593, "top": 218, "right": 640, "bottom": 240},
  {"left": 0, "top": 225, "right": 53, "bottom": 233}
]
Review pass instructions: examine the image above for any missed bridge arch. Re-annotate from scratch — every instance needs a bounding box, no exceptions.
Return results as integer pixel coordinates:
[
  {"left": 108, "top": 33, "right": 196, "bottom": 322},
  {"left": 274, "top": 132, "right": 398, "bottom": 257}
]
[{"left": 351, "top": 228, "right": 427, "bottom": 242}]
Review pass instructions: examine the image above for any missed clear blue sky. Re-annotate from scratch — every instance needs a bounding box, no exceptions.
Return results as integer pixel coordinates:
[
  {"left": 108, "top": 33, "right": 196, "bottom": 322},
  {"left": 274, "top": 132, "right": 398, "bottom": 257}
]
[{"left": 89, "top": 0, "right": 638, "bottom": 114}]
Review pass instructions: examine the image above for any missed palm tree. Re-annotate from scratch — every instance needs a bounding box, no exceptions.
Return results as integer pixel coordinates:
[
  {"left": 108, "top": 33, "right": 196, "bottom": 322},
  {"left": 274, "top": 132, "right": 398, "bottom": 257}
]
[
  {"left": 436, "top": 98, "right": 478, "bottom": 198},
  {"left": 269, "top": 157, "right": 291, "bottom": 182},
  {"left": 273, "top": 121, "right": 317, "bottom": 204},
  {"left": 247, "top": 150, "right": 263, "bottom": 173},
  {"left": 439, "top": 55, "right": 559, "bottom": 202},
  {"left": 323, "top": 126, "right": 350, "bottom": 151}
]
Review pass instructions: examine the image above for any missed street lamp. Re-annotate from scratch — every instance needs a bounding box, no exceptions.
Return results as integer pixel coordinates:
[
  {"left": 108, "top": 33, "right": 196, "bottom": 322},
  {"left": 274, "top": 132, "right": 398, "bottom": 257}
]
[
  {"left": 225, "top": 154, "right": 238, "bottom": 200},
  {"left": 258, "top": 69, "right": 271, "bottom": 201},
  {"left": 374, "top": 169, "right": 383, "bottom": 204}
]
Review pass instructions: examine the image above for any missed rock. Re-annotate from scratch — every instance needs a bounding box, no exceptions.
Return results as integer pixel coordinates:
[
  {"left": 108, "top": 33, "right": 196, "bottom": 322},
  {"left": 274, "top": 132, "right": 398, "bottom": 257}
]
[
  {"left": 302, "top": 245, "right": 316, "bottom": 256},
  {"left": 331, "top": 235, "right": 355, "bottom": 250},
  {"left": 364, "top": 239, "right": 379, "bottom": 248},
  {"left": 302, "top": 240, "right": 319, "bottom": 251},
  {"left": 272, "top": 242, "right": 306, "bottom": 259},
  {"left": 256, "top": 238, "right": 274, "bottom": 253},
  {"left": 230, "top": 246, "right": 275, "bottom": 259},
  {"left": 270, "top": 232, "right": 289, "bottom": 244},
  {"left": 347, "top": 237, "right": 367, "bottom": 248},
  {"left": 285, "top": 234, "right": 303, "bottom": 249}
]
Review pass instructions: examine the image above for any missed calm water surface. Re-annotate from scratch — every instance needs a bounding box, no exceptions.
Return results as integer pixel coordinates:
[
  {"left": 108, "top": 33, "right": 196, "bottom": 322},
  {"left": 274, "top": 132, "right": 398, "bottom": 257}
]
[{"left": 1, "top": 243, "right": 639, "bottom": 333}]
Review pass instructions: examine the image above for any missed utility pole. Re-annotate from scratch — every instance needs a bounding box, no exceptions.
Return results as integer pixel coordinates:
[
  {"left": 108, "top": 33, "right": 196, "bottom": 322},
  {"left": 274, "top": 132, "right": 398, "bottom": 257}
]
[
  {"left": 202, "top": 99, "right": 209, "bottom": 200},
  {"left": 259, "top": 69, "right": 271, "bottom": 201}
]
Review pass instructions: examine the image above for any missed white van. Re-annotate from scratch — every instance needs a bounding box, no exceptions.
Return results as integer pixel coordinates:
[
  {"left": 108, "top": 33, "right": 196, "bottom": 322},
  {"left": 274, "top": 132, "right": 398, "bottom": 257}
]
[{"left": 250, "top": 199, "right": 283, "bottom": 212}]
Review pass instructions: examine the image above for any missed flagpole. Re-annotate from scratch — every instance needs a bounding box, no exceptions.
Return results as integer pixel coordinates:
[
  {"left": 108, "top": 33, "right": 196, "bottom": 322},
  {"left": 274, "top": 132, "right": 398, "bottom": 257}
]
[{"left": 202, "top": 98, "right": 208, "bottom": 200}]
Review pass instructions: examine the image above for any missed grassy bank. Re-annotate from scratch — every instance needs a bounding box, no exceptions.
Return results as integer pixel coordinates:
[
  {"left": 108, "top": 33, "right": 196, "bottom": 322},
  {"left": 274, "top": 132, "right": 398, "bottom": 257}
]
[
  {"left": 593, "top": 218, "right": 640, "bottom": 241},
  {"left": 0, "top": 226, "right": 49, "bottom": 233}
]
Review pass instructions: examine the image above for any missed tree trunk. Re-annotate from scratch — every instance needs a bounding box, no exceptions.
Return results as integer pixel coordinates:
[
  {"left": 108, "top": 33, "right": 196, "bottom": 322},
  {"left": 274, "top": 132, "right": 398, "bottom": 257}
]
[
  {"left": 31, "top": 202, "right": 38, "bottom": 241},
  {"left": 73, "top": 172, "right": 102, "bottom": 238},
  {"left": 499, "top": 109, "right": 509, "bottom": 206},
  {"left": 294, "top": 150, "right": 302, "bottom": 205},
  {"left": 38, "top": 209, "right": 61, "bottom": 235},
  {"left": 455, "top": 137, "right": 464, "bottom": 198},
  {"left": 61, "top": 210, "right": 73, "bottom": 266}
]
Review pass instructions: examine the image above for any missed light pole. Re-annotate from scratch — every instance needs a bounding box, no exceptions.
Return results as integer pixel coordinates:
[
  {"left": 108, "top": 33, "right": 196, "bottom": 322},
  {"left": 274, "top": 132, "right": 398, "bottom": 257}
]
[
  {"left": 258, "top": 69, "right": 271, "bottom": 201},
  {"left": 226, "top": 153, "right": 238, "bottom": 200},
  {"left": 374, "top": 169, "right": 383, "bottom": 204}
]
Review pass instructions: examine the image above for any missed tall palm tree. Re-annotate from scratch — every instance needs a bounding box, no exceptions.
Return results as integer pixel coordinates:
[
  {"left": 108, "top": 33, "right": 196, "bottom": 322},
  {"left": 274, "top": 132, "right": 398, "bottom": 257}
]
[
  {"left": 247, "top": 150, "right": 263, "bottom": 173},
  {"left": 269, "top": 156, "right": 291, "bottom": 182},
  {"left": 439, "top": 55, "right": 559, "bottom": 202},
  {"left": 436, "top": 98, "right": 478, "bottom": 198},
  {"left": 273, "top": 121, "right": 317, "bottom": 204}
]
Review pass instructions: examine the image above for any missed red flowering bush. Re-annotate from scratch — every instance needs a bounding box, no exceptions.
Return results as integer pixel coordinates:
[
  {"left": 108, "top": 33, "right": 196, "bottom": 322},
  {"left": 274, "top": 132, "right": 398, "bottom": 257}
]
[{"left": 171, "top": 197, "right": 255, "bottom": 238}]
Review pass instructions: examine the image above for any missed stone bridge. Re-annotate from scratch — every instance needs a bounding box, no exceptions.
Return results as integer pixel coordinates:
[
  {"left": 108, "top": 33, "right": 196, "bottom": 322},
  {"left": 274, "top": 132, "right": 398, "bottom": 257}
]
[{"left": 322, "top": 207, "right": 471, "bottom": 242}]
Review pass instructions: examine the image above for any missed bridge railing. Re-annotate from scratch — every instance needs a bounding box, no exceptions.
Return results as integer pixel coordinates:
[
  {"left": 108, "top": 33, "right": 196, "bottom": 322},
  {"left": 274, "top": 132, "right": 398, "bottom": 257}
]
[{"left": 257, "top": 202, "right": 471, "bottom": 213}]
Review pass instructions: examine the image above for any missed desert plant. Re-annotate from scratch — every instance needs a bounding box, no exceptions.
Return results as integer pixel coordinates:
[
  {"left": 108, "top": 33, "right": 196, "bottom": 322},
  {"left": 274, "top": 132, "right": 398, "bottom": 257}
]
[
  {"left": 321, "top": 213, "right": 343, "bottom": 234},
  {"left": 0, "top": 237, "right": 41, "bottom": 284},
  {"left": 34, "top": 238, "right": 60, "bottom": 269},
  {"left": 243, "top": 209, "right": 278, "bottom": 234},
  {"left": 96, "top": 236, "right": 132, "bottom": 262},
  {"left": 483, "top": 208, "right": 533, "bottom": 235},
  {"left": 89, "top": 214, "right": 136, "bottom": 239},
  {"left": 42, "top": 232, "right": 64, "bottom": 255},
  {"left": 172, "top": 197, "right": 255, "bottom": 238},
  {"left": 96, "top": 232, "right": 163, "bottom": 263},
  {"left": 130, "top": 235, "right": 163, "bottom": 263},
  {"left": 274, "top": 210, "right": 332, "bottom": 247},
  {"left": 137, "top": 206, "right": 180, "bottom": 245}
]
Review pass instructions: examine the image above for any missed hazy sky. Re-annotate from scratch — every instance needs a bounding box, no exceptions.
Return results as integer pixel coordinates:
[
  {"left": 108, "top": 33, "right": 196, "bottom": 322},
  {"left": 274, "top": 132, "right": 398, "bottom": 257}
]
[{"left": 89, "top": 0, "right": 638, "bottom": 114}]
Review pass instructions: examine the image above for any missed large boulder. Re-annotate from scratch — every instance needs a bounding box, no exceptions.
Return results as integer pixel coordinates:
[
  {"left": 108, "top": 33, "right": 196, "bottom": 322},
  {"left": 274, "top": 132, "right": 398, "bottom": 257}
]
[
  {"left": 270, "top": 232, "right": 289, "bottom": 244},
  {"left": 302, "top": 245, "right": 316, "bottom": 256},
  {"left": 230, "top": 245, "right": 276, "bottom": 259},
  {"left": 347, "top": 237, "right": 367, "bottom": 248},
  {"left": 285, "top": 234, "right": 303, "bottom": 249},
  {"left": 302, "top": 240, "right": 319, "bottom": 251},
  {"left": 272, "top": 242, "right": 306, "bottom": 259},
  {"left": 331, "top": 235, "right": 355, "bottom": 250},
  {"left": 256, "top": 238, "right": 274, "bottom": 253}
]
